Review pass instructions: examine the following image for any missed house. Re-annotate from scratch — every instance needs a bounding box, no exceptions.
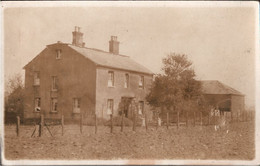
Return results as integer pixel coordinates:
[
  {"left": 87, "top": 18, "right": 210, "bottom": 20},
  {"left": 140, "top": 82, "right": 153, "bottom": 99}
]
[
  {"left": 200, "top": 80, "right": 245, "bottom": 114},
  {"left": 23, "top": 26, "right": 154, "bottom": 122}
]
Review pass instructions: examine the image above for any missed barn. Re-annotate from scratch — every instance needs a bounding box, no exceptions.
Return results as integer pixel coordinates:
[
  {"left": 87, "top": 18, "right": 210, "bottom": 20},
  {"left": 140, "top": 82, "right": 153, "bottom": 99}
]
[{"left": 200, "top": 80, "right": 245, "bottom": 114}]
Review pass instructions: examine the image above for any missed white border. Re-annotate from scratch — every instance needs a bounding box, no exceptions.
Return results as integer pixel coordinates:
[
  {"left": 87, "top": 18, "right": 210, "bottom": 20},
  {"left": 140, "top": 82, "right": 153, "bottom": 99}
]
[{"left": 1, "top": 1, "right": 259, "bottom": 165}]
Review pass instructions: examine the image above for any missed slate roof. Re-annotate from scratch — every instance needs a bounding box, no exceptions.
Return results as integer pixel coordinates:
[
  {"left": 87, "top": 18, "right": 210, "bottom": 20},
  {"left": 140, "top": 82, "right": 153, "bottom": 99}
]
[
  {"left": 200, "top": 80, "right": 244, "bottom": 96},
  {"left": 69, "top": 44, "right": 153, "bottom": 75}
]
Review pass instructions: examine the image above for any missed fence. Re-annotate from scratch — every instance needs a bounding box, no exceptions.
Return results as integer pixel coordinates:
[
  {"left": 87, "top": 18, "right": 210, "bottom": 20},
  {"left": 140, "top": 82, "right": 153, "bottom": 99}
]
[{"left": 8, "top": 110, "right": 255, "bottom": 138}]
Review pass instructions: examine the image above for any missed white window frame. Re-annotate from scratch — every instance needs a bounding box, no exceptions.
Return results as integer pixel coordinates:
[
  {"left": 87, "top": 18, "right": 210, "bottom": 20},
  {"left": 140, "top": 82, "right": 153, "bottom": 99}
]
[
  {"left": 124, "top": 73, "right": 129, "bottom": 88},
  {"left": 73, "top": 98, "right": 81, "bottom": 113},
  {"left": 56, "top": 49, "right": 62, "bottom": 59},
  {"left": 138, "top": 101, "right": 144, "bottom": 115},
  {"left": 52, "top": 76, "right": 58, "bottom": 91},
  {"left": 51, "top": 98, "right": 58, "bottom": 113},
  {"left": 107, "top": 99, "right": 113, "bottom": 115},
  {"left": 108, "top": 71, "right": 114, "bottom": 87},
  {"left": 34, "top": 97, "right": 41, "bottom": 112},
  {"left": 139, "top": 75, "right": 144, "bottom": 89},
  {"left": 34, "top": 72, "right": 40, "bottom": 86}
]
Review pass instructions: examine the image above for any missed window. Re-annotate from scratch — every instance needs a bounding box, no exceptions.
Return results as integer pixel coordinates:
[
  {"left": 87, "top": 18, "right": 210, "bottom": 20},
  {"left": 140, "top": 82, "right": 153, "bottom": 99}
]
[
  {"left": 139, "top": 76, "right": 144, "bottom": 89},
  {"left": 138, "top": 101, "right": 144, "bottom": 115},
  {"left": 56, "top": 49, "right": 62, "bottom": 59},
  {"left": 52, "top": 76, "right": 58, "bottom": 91},
  {"left": 73, "top": 98, "right": 81, "bottom": 113},
  {"left": 34, "top": 72, "right": 40, "bottom": 85},
  {"left": 51, "top": 98, "right": 58, "bottom": 112},
  {"left": 107, "top": 99, "right": 113, "bottom": 115},
  {"left": 34, "top": 98, "right": 41, "bottom": 112},
  {"left": 34, "top": 86, "right": 40, "bottom": 96},
  {"left": 108, "top": 71, "right": 114, "bottom": 87},
  {"left": 124, "top": 74, "right": 129, "bottom": 88}
]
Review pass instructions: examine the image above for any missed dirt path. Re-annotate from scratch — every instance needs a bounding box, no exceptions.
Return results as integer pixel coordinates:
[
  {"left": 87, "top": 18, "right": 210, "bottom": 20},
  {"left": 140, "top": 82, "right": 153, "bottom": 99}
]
[{"left": 4, "top": 122, "right": 254, "bottom": 160}]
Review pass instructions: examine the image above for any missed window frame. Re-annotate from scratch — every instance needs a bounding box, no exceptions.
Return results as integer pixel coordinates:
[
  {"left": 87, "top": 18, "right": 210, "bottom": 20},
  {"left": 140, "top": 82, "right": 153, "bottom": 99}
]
[
  {"left": 52, "top": 76, "right": 58, "bottom": 91},
  {"left": 56, "top": 49, "right": 62, "bottom": 59},
  {"left": 34, "top": 71, "right": 40, "bottom": 86},
  {"left": 107, "top": 99, "right": 114, "bottom": 115},
  {"left": 73, "top": 98, "right": 81, "bottom": 114},
  {"left": 108, "top": 71, "right": 114, "bottom": 87},
  {"left": 51, "top": 98, "right": 58, "bottom": 113},
  {"left": 124, "top": 73, "right": 129, "bottom": 88},
  {"left": 139, "top": 75, "right": 144, "bottom": 89},
  {"left": 138, "top": 101, "right": 144, "bottom": 115},
  {"left": 34, "top": 97, "right": 41, "bottom": 112}
]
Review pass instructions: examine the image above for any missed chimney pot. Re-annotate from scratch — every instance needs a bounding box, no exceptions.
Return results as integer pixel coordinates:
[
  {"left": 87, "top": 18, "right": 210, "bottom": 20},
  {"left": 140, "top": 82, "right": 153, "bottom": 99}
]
[
  {"left": 72, "top": 26, "right": 84, "bottom": 47},
  {"left": 109, "top": 36, "right": 119, "bottom": 54}
]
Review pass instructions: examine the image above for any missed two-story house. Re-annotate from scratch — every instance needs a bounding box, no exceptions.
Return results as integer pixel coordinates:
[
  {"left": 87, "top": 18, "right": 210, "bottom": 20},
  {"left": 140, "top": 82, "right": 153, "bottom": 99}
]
[{"left": 23, "top": 26, "right": 154, "bottom": 122}]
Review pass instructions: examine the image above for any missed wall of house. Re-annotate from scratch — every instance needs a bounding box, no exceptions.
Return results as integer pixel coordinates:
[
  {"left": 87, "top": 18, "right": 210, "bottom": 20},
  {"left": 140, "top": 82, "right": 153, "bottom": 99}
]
[
  {"left": 23, "top": 43, "right": 96, "bottom": 122},
  {"left": 95, "top": 67, "right": 153, "bottom": 120},
  {"left": 203, "top": 94, "right": 231, "bottom": 110},
  {"left": 231, "top": 95, "right": 245, "bottom": 113}
]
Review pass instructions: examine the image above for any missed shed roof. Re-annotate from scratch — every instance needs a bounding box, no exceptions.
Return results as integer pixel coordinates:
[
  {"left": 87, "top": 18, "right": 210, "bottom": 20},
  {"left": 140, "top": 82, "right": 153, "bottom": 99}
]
[
  {"left": 69, "top": 44, "right": 153, "bottom": 75},
  {"left": 200, "top": 80, "right": 244, "bottom": 96}
]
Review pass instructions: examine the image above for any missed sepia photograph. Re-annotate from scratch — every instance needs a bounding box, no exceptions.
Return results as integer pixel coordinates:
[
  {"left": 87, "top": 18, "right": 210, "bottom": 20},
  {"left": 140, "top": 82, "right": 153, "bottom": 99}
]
[{"left": 1, "top": 1, "right": 259, "bottom": 165}]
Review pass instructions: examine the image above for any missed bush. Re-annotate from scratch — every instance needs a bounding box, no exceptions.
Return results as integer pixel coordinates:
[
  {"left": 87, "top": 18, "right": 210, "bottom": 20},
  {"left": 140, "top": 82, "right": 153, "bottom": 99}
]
[{"left": 104, "top": 116, "right": 133, "bottom": 126}]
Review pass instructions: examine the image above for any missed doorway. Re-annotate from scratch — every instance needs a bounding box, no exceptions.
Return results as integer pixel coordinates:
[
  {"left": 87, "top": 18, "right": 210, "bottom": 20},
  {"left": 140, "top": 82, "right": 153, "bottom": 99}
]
[{"left": 121, "top": 97, "right": 134, "bottom": 118}]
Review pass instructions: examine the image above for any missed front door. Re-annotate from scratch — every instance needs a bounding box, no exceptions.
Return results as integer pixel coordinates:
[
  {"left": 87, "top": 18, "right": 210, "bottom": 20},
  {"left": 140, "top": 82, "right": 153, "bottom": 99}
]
[{"left": 121, "top": 97, "right": 133, "bottom": 118}]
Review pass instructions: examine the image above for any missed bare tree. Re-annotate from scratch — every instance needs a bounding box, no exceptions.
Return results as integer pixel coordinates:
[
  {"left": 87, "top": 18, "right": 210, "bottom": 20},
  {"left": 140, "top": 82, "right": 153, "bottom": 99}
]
[{"left": 5, "top": 73, "right": 24, "bottom": 124}]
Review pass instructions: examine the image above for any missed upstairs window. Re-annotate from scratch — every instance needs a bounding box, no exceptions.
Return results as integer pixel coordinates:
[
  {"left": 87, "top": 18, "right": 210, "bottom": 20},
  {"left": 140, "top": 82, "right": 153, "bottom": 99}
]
[
  {"left": 107, "top": 99, "right": 113, "bottom": 115},
  {"left": 139, "top": 75, "right": 144, "bottom": 89},
  {"left": 51, "top": 98, "right": 58, "bottom": 112},
  {"left": 73, "top": 98, "right": 81, "bottom": 113},
  {"left": 124, "top": 73, "right": 129, "bottom": 88},
  {"left": 108, "top": 71, "right": 114, "bottom": 87},
  {"left": 52, "top": 76, "right": 58, "bottom": 91},
  {"left": 56, "top": 49, "right": 62, "bottom": 59},
  {"left": 34, "top": 98, "right": 41, "bottom": 112},
  {"left": 34, "top": 72, "right": 40, "bottom": 86},
  {"left": 138, "top": 101, "right": 144, "bottom": 115}
]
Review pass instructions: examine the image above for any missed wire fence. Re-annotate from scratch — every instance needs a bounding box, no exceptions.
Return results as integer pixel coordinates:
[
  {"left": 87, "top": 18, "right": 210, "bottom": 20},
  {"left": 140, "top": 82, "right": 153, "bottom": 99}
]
[{"left": 5, "top": 110, "right": 255, "bottom": 138}]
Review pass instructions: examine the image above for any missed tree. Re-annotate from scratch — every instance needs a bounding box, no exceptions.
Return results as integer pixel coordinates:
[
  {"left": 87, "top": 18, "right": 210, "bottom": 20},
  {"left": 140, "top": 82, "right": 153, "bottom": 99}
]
[
  {"left": 146, "top": 53, "right": 202, "bottom": 114},
  {"left": 5, "top": 73, "right": 24, "bottom": 124}
]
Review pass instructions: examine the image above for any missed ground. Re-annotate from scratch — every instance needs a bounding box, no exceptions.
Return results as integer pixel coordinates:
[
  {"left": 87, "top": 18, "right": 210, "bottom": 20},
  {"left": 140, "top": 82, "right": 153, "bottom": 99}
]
[{"left": 4, "top": 121, "right": 254, "bottom": 160}]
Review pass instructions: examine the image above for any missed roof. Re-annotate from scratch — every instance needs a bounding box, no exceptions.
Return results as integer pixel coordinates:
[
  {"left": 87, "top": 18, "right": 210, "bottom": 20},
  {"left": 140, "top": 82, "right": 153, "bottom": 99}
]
[
  {"left": 68, "top": 44, "right": 153, "bottom": 75},
  {"left": 200, "top": 80, "right": 244, "bottom": 96}
]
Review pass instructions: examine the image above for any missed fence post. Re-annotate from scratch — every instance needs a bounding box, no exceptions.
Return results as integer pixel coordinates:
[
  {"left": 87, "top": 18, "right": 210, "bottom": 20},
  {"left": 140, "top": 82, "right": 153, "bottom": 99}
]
[
  {"left": 231, "top": 111, "right": 233, "bottom": 123},
  {"left": 61, "top": 115, "right": 64, "bottom": 136},
  {"left": 193, "top": 111, "right": 196, "bottom": 127},
  {"left": 110, "top": 114, "right": 113, "bottom": 133},
  {"left": 200, "top": 111, "right": 202, "bottom": 126},
  {"left": 166, "top": 111, "right": 169, "bottom": 129},
  {"left": 16, "top": 116, "right": 20, "bottom": 137},
  {"left": 133, "top": 111, "right": 136, "bottom": 131},
  {"left": 186, "top": 111, "right": 188, "bottom": 127},
  {"left": 80, "top": 114, "right": 83, "bottom": 134},
  {"left": 121, "top": 113, "right": 124, "bottom": 132},
  {"left": 208, "top": 111, "right": 210, "bottom": 125},
  {"left": 95, "top": 113, "right": 97, "bottom": 134},
  {"left": 177, "top": 111, "right": 180, "bottom": 129},
  {"left": 39, "top": 114, "right": 44, "bottom": 137},
  {"left": 213, "top": 111, "right": 216, "bottom": 126},
  {"left": 145, "top": 113, "right": 148, "bottom": 131}
]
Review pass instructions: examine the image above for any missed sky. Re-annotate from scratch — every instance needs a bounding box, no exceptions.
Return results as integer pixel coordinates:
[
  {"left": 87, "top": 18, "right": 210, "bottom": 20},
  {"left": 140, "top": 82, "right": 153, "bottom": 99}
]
[{"left": 3, "top": 3, "right": 257, "bottom": 108}]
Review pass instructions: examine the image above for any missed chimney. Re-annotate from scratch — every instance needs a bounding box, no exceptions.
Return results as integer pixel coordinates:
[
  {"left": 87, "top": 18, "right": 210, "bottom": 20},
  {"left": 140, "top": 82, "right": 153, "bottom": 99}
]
[
  {"left": 109, "top": 36, "right": 119, "bottom": 54},
  {"left": 72, "top": 26, "right": 84, "bottom": 47}
]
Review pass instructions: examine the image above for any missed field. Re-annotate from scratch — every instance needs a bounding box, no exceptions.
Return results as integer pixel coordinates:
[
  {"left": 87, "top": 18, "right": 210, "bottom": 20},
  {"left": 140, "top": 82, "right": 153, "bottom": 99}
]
[{"left": 4, "top": 121, "right": 255, "bottom": 160}]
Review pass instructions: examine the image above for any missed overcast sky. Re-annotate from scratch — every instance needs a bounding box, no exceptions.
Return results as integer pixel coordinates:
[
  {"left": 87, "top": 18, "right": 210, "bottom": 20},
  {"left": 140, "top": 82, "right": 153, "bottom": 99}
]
[{"left": 3, "top": 3, "right": 257, "bottom": 108}]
